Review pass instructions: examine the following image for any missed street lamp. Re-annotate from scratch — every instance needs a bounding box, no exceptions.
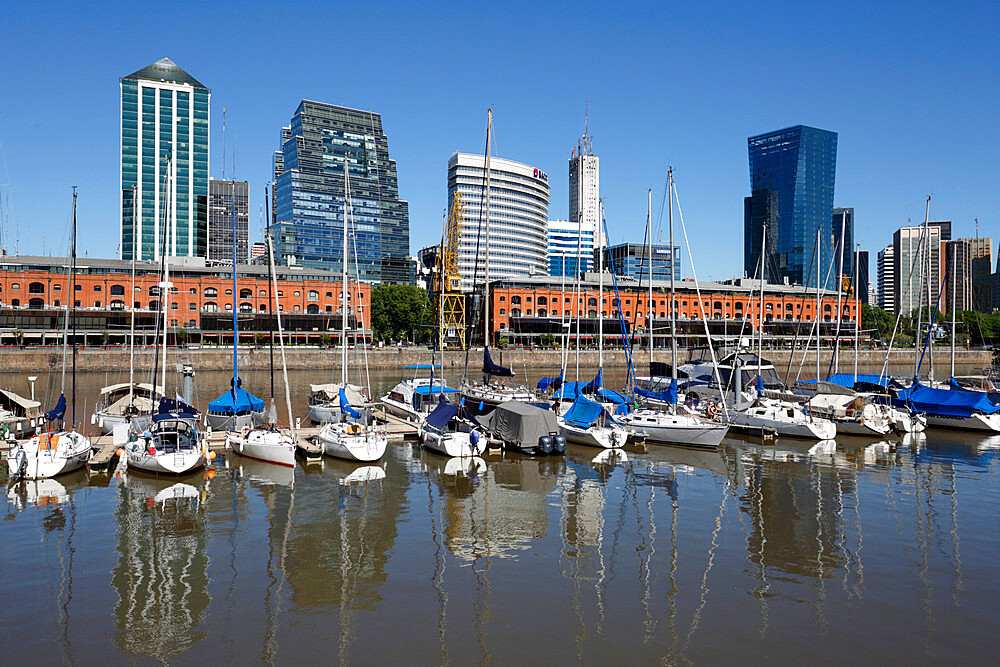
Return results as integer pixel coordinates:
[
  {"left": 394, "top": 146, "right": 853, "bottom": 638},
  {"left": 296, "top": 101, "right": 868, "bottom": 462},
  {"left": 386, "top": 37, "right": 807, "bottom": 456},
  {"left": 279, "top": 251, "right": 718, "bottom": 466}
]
[{"left": 27, "top": 376, "right": 38, "bottom": 401}]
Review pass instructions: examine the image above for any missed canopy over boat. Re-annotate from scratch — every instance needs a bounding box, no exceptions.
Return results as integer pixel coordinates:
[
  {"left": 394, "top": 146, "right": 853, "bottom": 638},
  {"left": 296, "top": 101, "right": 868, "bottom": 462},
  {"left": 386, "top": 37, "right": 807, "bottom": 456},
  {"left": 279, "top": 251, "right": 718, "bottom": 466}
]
[
  {"left": 157, "top": 397, "right": 198, "bottom": 418},
  {"left": 339, "top": 388, "right": 361, "bottom": 419},
  {"left": 98, "top": 382, "right": 163, "bottom": 397},
  {"left": 483, "top": 347, "right": 513, "bottom": 377},
  {"left": 896, "top": 380, "right": 1000, "bottom": 417},
  {"left": 309, "top": 383, "right": 366, "bottom": 404},
  {"left": 562, "top": 394, "right": 615, "bottom": 429},
  {"left": 636, "top": 378, "right": 678, "bottom": 405},
  {"left": 799, "top": 373, "right": 890, "bottom": 388},
  {"left": 425, "top": 402, "right": 461, "bottom": 430},
  {"left": 537, "top": 371, "right": 563, "bottom": 391},
  {"left": 413, "top": 385, "right": 460, "bottom": 395},
  {"left": 0, "top": 388, "right": 41, "bottom": 418},
  {"left": 402, "top": 364, "right": 441, "bottom": 369},
  {"left": 477, "top": 400, "right": 558, "bottom": 444},
  {"left": 208, "top": 386, "right": 265, "bottom": 415}
]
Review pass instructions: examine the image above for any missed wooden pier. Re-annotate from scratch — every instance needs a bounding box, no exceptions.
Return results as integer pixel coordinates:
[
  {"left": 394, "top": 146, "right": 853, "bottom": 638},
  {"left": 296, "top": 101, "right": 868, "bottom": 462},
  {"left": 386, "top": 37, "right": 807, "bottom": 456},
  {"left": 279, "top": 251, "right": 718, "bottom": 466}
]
[{"left": 87, "top": 441, "right": 121, "bottom": 471}]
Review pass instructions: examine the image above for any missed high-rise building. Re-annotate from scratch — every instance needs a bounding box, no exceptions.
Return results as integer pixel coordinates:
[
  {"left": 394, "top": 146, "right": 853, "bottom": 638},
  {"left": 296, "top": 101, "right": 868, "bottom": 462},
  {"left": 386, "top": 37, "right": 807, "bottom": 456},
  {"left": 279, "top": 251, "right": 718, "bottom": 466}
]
[
  {"left": 969, "top": 236, "right": 993, "bottom": 312},
  {"left": 598, "top": 243, "right": 681, "bottom": 282},
  {"left": 747, "top": 125, "right": 838, "bottom": 288},
  {"left": 447, "top": 152, "right": 550, "bottom": 290},
  {"left": 120, "top": 58, "right": 210, "bottom": 261},
  {"left": 877, "top": 244, "right": 895, "bottom": 313},
  {"left": 832, "top": 207, "right": 855, "bottom": 280},
  {"left": 250, "top": 242, "right": 266, "bottom": 263},
  {"left": 270, "top": 101, "right": 410, "bottom": 283},
  {"left": 568, "top": 132, "right": 599, "bottom": 241},
  {"left": 992, "top": 253, "right": 1000, "bottom": 311},
  {"left": 743, "top": 188, "right": 779, "bottom": 282},
  {"left": 857, "top": 249, "right": 869, "bottom": 305},
  {"left": 893, "top": 223, "right": 941, "bottom": 316},
  {"left": 207, "top": 179, "right": 249, "bottom": 264},
  {"left": 930, "top": 220, "right": 952, "bottom": 241},
  {"left": 941, "top": 239, "right": 973, "bottom": 314},
  {"left": 548, "top": 219, "right": 600, "bottom": 277}
]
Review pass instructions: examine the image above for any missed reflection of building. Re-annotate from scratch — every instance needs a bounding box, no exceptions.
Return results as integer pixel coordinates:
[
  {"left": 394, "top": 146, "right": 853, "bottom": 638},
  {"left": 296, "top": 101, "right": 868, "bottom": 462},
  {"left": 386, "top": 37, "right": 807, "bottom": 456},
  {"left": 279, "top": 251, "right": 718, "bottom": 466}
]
[
  {"left": 208, "top": 179, "right": 249, "bottom": 264},
  {"left": 120, "top": 58, "right": 210, "bottom": 261},
  {"left": 448, "top": 152, "right": 550, "bottom": 290},
  {"left": 112, "top": 477, "right": 210, "bottom": 661}
]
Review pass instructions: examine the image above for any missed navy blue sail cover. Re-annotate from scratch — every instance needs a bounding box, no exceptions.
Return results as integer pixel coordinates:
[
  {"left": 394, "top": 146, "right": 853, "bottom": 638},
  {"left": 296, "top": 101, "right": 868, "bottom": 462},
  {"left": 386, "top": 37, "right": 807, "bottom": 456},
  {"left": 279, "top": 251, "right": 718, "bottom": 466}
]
[
  {"left": 45, "top": 394, "right": 67, "bottom": 422},
  {"left": 483, "top": 347, "right": 513, "bottom": 377},
  {"left": 157, "top": 397, "right": 198, "bottom": 417},
  {"left": 425, "top": 402, "right": 460, "bottom": 430},
  {"left": 562, "top": 394, "right": 609, "bottom": 428},
  {"left": 636, "top": 377, "right": 677, "bottom": 405}
]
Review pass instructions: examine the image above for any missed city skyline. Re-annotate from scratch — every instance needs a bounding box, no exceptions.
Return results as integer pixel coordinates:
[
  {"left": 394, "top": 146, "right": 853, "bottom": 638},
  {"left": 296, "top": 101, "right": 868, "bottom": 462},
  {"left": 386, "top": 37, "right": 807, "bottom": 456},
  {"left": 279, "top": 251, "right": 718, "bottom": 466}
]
[{"left": 0, "top": 2, "right": 995, "bottom": 283}]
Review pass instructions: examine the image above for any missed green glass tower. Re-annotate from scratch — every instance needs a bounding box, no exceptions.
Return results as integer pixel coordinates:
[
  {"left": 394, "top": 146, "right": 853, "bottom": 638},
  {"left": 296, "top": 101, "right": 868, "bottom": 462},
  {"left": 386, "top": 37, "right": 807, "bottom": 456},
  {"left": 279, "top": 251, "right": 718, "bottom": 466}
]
[{"left": 120, "top": 58, "right": 210, "bottom": 261}]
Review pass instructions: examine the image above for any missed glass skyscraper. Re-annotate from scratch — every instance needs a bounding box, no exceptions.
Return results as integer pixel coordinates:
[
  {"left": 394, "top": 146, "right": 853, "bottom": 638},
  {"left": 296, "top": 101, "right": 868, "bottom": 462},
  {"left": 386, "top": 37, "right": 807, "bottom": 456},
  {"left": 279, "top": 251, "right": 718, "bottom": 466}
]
[
  {"left": 746, "top": 125, "right": 837, "bottom": 288},
  {"left": 120, "top": 58, "right": 210, "bottom": 260},
  {"left": 271, "top": 101, "right": 410, "bottom": 283},
  {"left": 208, "top": 178, "right": 249, "bottom": 264}
]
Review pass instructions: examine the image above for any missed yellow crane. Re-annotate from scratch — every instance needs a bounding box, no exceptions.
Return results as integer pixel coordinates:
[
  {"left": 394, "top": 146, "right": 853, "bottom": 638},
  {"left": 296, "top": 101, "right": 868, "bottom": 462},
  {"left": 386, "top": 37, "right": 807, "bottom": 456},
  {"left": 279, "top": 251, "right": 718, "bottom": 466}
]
[{"left": 438, "top": 192, "right": 465, "bottom": 350}]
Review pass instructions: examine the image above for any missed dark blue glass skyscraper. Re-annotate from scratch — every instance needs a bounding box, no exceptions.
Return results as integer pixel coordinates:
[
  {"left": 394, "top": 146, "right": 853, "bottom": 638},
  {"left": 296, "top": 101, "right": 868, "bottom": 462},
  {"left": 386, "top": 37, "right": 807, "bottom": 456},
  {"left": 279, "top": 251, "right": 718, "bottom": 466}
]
[{"left": 746, "top": 125, "right": 837, "bottom": 288}]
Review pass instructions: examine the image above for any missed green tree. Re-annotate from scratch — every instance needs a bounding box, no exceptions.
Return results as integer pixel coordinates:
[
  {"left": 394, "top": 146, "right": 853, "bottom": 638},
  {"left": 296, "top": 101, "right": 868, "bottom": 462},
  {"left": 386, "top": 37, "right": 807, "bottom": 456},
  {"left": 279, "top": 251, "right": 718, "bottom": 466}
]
[
  {"left": 370, "top": 285, "right": 432, "bottom": 342},
  {"left": 861, "top": 304, "right": 895, "bottom": 342}
]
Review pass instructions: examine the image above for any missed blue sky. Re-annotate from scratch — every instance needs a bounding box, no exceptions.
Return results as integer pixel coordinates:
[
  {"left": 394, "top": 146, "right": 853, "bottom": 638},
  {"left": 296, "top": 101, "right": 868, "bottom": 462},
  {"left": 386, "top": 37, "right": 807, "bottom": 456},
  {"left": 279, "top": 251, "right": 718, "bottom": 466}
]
[{"left": 0, "top": 1, "right": 996, "bottom": 279}]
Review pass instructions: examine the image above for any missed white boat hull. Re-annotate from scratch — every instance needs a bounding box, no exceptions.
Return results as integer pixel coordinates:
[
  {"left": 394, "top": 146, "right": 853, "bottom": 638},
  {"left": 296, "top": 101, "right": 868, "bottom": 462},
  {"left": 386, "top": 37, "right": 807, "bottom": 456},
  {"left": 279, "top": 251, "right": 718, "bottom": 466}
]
[
  {"left": 227, "top": 429, "right": 296, "bottom": 467},
  {"left": 925, "top": 412, "right": 1000, "bottom": 433},
  {"left": 125, "top": 444, "right": 205, "bottom": 475},
  {"left": 317, "top": 423, "right": 387, "bottom": 462},
  {"left": 557, "top": 419, "right": 628, "bottom": 449},
  {"left": 5, "top": 432, "right": 92, "bottom": 480},
  {"left": 420, "top": 428, "right": 484, "bottom": 458},
  {"left": 620, "top": 411, "right": 729, "bottom": 448},
  {"left": 309, "top": 404, "right": 345, "bottom": 424},
  {"left": 95, "top": 411, "right": 130, "bottom": 435},
  {"left": 729, "top": 404, "right": 837, "bottom": 440},
  {"left": 383, "top": 398, "right": 423, "bottom": 423},
  {"left": 834, "top": 419, "right": 892, "bottom": 437}
]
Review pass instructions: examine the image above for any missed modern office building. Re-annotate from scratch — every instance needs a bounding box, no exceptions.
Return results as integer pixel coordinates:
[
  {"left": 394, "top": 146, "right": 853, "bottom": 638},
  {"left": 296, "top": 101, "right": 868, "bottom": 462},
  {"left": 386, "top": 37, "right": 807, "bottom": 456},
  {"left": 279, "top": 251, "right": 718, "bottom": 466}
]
[
  {"left": 832, "top": 207, "right": 855, "bottom": 281},
  {"left": 992, "top": 253, "right": 1000, "bottom": 311},
  {"left": 743, "top": 188, "right": 779, "bottom": 282},
  {"left": 893, "top": 223, "right": 941, "bottom": 316},
  {"left": 207, "top": 179, "right": 248, "bottom": 264},
  {"left": 597, "top": 243, "right": 681, "bottom": 282},
  {"left": 930, "top": 220, "right": 952, "bottom": 241},
  {"left": 941, "top": 239, "right": 974, "bottom": 314},
  {"left": 857, "top": 250, "right": 869, "bottom": 305},
  {"left": 548, "top": 218, "right": 601, "bottom": 277},
  {"left": 568, "top": 132, "right": 599, "bottom": 243},
  {"left": 746, "top": 125, "right": 838, "bottom": 288},
  {"left": 877, "top": 244, "right": 895, "bottom": 313},
  {"left": 120, "top": 58, "right": 210, "bottom": 261},
  {"left": 969, "top": 236, "right": 993, "bottom": 312},
  {"left": 271, "top": 101, "right": 410, "bottom": 283},
  {"left": 447, "top": 152, "right": 550, "bottom": 290},
  {"left": 250, "top": 242, "right": 266, "bottom": 263}
]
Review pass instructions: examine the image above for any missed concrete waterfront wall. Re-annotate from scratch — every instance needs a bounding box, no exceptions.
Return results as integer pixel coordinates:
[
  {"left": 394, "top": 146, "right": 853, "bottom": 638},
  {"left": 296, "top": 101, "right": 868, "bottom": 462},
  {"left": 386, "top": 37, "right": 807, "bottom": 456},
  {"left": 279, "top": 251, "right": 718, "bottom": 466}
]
[{"left": 0, "top": 346, "right": 992, "bottom": 374}]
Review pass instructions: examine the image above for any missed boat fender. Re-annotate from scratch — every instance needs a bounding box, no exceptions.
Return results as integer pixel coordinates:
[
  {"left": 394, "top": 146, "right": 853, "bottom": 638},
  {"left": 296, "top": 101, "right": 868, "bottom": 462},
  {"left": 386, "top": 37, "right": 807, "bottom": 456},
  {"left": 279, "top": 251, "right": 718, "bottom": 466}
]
[
  {"left": 552, "top": 434, "right": 567, "bottom": 454},
  {"left": 148, "top": 445, "right": 156, "bottom": 455},
  {"left": 537, "top": 436, "right": 554, "bottom": 456},
  {"left": 13, "top": 448, "right": 27, "bottom": 479}
]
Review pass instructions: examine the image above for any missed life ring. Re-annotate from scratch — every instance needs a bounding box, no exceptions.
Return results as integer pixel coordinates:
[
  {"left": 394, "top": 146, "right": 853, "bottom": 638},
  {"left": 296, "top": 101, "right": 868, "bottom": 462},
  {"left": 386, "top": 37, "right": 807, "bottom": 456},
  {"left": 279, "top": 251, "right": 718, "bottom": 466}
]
[{"left": 706, "top": 404, "right": 718, "bottom": 419}]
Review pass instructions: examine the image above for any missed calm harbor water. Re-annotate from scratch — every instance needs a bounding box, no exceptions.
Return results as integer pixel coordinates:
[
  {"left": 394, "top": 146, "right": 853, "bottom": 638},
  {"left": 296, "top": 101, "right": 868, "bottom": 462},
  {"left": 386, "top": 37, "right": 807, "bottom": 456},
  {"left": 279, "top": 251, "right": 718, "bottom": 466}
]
[{"left": 2, "top": 365, "right": 999, "bottom": 663}]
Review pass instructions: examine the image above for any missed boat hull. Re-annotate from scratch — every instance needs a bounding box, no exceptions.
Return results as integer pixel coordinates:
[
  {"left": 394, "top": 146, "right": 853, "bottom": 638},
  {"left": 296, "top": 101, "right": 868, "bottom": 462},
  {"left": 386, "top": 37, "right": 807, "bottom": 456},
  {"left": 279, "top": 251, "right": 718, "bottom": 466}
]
[
  {"left": 227, "top": 430, "right": 296, "bottom": 467},
  {"left": 557, "top": 420, "right": 627, "bottom": 449},
  {"left": 621, "top": 412, "right": 729, "bottom": 448},
  {"left": 420, "top": 428, "right": 483, "bottom": 458},
  {"left": 317, "top": 424, "right": 387, "bottom": 462},
  {"left": 5, "top": 432, "right": 92, "bottom": 480},
  {"left": 206, "top": 409, "right": 266, "bottom": 432},
  {"left": 925, "top": 412, "right": 1000, "bottom": 433},
  {"left": 125, "top": 445, "right": 205, "bottom": 475},
  {"left": 728, "top": 406, "right": 837, "bottom": 440}
]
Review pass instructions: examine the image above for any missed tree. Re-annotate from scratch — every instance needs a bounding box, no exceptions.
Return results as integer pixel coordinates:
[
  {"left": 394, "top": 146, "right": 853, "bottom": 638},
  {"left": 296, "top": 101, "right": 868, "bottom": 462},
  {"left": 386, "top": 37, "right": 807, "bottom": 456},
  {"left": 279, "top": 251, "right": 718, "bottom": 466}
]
[
  {"left": 370, "top": 285, "right": 432, "bottom": 343},
  {"left": 861, "top": 304, "right": 895, "bottom": 342}
]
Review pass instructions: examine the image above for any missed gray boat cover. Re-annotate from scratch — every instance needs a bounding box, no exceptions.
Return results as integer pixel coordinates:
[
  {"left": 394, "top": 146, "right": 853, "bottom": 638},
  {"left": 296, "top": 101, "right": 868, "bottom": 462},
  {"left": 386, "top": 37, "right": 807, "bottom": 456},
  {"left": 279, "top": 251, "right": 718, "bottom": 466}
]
[{"left": 477, "top": 400, "right": 558, "bottom": 446}]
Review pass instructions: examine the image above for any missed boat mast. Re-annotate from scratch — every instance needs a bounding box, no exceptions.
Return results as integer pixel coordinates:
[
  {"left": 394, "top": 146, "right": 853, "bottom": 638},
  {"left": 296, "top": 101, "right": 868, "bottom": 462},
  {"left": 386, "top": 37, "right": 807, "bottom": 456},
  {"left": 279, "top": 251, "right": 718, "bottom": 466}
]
[
  {"left": 758, "top": 221, "right": 766, "bottom": 381},
  {"left": 231, "top": 178, "right": 238, "bottom": 397},
  {"left": 854, "top": 242, "right": 860, "bottom": 384},
  {"left": 597, "top": 202, "right": 604, "bottom": 374},
  {"left": 483, "top": 109, "right": 493, "bottom": 354},
  {"left": 160, "top": 156, "right": 173, "bottom": 398},
  {"left": 815, "top": 228, "right": 821, "bottom": 383},
  {"left": 914, "top": 196, "right": 930, "bottom": 379},
  {"left": 128, "top": 185, "right": 137, "bottom": 407},
  {"left": 834, "top": 210, "right": 846, "bottom": 374},
  {"left": 950, "top": 242, "right": 957, "bottom": 379},
  {"left": 342, "top": 158, "right": 350, "bottom": 387},
  {"left": 573, "top": 209, "right": 583, "bottom": 383},
  {"left": 925, "top": 197, "right": 934, "bottom": 382},
  {"left": 70, "top": 186, "right": 78, "bottom": 426},
  {"left": 267, "top": 230, "right": 295, "bottom": 437},
  {"left": 266, "top": 184, "right": 276, "bottom": 419},
  {"left": 647, "top": 187, "right": 653, "bottom": 378},
  {"left": 668, "top": 170, "right": 677, "bottom": 410}
]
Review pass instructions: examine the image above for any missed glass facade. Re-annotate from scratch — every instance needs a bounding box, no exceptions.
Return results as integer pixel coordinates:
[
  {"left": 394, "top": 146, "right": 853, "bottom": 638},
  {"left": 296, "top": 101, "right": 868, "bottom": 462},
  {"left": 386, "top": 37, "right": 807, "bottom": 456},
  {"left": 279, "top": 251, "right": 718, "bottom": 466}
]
[
  {"left": 598, "top": 243, "right": 681, "bottom": 282},
  {"left": 747, "top": 126, "right": 837, "bottom": 288},
  {"left": 121, "top": 58, "right": 209, "bottom": 261},
  {"left": 831, "top": 207, "right": 855, "bottom": 281},
  {"left": 271, "top": 102, "right": 410, "bottom": 283},
  {"left": 547, "top": 218, "right": 598, "bottom": 277},
  {"left": 208, "top": 179, "right": 249, "bottom": 264}
]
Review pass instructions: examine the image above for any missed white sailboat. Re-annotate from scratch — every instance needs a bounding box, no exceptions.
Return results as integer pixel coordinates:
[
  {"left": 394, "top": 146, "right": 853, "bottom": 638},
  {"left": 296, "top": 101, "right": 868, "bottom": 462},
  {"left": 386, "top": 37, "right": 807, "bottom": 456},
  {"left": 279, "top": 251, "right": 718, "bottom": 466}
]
[
  {"left": 616, "top": 170, "right": 728, "bottom": 448},
  {"left": 6, "top": 188, "right": 92, "bottom": 480},
  {"left": 228, "top": 198, "right": 297, "bottom": 468},
  {"left": 420, "top": 402, "right": 486, "bottom": 457},
  {"left": 316, "top": 157, "right": 387, "bottom": 462}
]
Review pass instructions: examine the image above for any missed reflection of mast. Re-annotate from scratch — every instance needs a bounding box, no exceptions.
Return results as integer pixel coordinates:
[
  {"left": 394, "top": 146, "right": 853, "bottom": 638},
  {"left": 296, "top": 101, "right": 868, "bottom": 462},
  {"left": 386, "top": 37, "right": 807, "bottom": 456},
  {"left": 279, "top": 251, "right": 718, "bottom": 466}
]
[
  {"left": 262, "top": 482, "right": 294, "bottom": 664},
  {"left": 682, "top": 479, "right": 730, "bottom": 651},
  {"left": 426, "top": 468, "right": 450, "bottom": 663},
  {"left": 56, "top": 499, "right": 77, "bottom": 665}
]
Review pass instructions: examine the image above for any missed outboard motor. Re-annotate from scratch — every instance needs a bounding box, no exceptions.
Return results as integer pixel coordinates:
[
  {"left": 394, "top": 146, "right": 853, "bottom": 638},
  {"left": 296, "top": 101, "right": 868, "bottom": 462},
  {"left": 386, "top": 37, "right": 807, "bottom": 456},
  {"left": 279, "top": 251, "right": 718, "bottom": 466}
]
[
  {"left": 551, "top": 434, "right": 567, "bottom": 455},
  {"left": 537, "top": 435, "right": 554, "bottom": 456},
  {"left": 11, "top": 448, "right": 27, "bottom": 481},
  {"left": 469, "top": 429, "right": 481, "bottom": 455}
]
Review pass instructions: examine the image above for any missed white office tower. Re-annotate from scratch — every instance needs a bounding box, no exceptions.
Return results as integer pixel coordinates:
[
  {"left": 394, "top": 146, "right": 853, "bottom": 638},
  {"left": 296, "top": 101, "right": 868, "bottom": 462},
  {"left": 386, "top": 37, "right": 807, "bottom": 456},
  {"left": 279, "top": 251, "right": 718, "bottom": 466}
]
[
  {"left": 548, "top": 218, "right": 599, "bottom": 277},
  {"left": 877, "top": 244, "right": 895, "bottom": 313},
  {"left": 569, "top": 131, "right": 600, "bottom": 246},
  {"left": 448, "top": 152, "right": 550, "bottom": 290}
]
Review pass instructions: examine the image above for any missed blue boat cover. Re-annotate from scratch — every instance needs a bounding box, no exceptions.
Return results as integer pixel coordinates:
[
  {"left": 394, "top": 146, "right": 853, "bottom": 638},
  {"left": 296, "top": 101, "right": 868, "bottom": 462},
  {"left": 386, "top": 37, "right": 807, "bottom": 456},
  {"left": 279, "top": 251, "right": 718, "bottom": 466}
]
[
  {"left": 425, "top": 402, "right": 460, "bottom": 430},
  {"left": 402, "top": 364, "right": 441, "bottom": 369},
  {"left": 636, "top": 377, "right": 677, "bottom": 404},
  {"left": 563, "top": 394, "right": 609, "bottom": 429},
  {"left": 158, "top": 397, "right": 198, "bottom": 417},
  {"left": 483, "top": 347, "right": 513, "bottom": 377},
  {"left": 583, "top": 368, "right": 603, "bottom": 393},
  {"left": 413, "top": 385, "right": 460, "bottom": 395},
  {"left": 339, "top": 388, "right": 361, "bottom": 419},
  {"left": 596, "top": 387, "right": 630, "bottom": 405},
  {"left": 553, "top": 381, "right": 587, "bottom": 400},
  {"left": 896, "top": 380, "right": 1000, "bottom": 417},
  {"left": 537, "top": 372, "right": 563, "bottom": 391},
  {"left": 45, "top": 394, "right": 66, "bottom": 422},
  {"left": 800, "top": 373, "right": 890, "bottom": 388},
  {"left": 208, "top": 386, "right": 265, "bottom": 414}
]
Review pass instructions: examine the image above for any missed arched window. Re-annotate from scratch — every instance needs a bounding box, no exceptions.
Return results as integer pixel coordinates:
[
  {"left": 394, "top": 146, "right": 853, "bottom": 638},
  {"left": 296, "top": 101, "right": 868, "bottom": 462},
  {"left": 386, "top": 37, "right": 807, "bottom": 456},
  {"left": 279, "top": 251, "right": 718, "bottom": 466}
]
[
  {"left": 148, "top": 300, "right": 159, "bottom": 310},
  {"left": 293, "top": 291, "right": 300, "bottom": 297},
  {"left": 824, "top": 304, "right": 832, "bottom": 312},
  {"left": 307, "top": 304, "right": 319, "bottom": 314},
  {"left": 28, "top": 282, "right": 45, "bottom": 294},
  {"left": 225, "top": 304, "right": 233, "bottom": 311},
  {"left": 588, "top": 297, "right": 598, "bottom": 307},
  {"left": 537, "top": 296, "right": 547, "bottom": 306},
  {"left": 499, "top": 296, "right": 505, "bottom": 302},
  {"left": 28, "top": 298, "right": 44, "bottom": 309},
  {"left": 240, "top": 288, "right": 253, "bottom": 299},
  {"left": 203, "top": 301, "right": 218, "bottom": 312},
  {"left": 510, "top": 308, "right": 521, "bottom": 317},
  {"left": 293, "top": 305, "right": 301, "bottom": 313},
  {"left": 10, "top": 299, "right": 19, "bottom": 307},
  {"left": 110, "top": 300, "right": 126, "bottom": 310},
  {"left": 259, "top": 305, "right": 267, "bottom": 312},
  {"left": 326, "top": 306, "right": 332, "bottom": 313},
  {"left": 326, "top": 291, "right": 333, "bottom": 298},
  {"left": 526, "top": 309, "right": 532, "bottom": 316},
  {"left": 713, "top": 301, "right": 723, "bottom": 310},
  {"left": 93, "top": 285, "right": 101, "bottom": 292},
  {"left": 785, "top": 303, "right": 794, "bottom": 311},
  {"left": 260, "top": 290, "right": 267, "bottom": 297},
  {"left": 239, "top": 302, "right": 253, "bottom": 313},
  {"left": 11, "top": 283, "right": 20, "bottom": 290},
  {"left": 225, "top": 289, "right": 232, "bottom": 296},
  {"left": 205, "top": 287, "right": 218, "bottom": 298},
  {"left": 765, "top": 303, "right": 773, "bottom": 311},
  {"left": 511, "top": 295, "right": 521, "bottom": 305},
  {"left": 149, "top": 286, "right": 160, "bottom": 296},
  {"left": 588, "top": 309, "right": 597, "bottom": 318},
  {"left": 110, "top": 284, "right": 125, "bottom": 296},
  {"left": 307, "top": 290, "right": 319, "bottom": 301}
]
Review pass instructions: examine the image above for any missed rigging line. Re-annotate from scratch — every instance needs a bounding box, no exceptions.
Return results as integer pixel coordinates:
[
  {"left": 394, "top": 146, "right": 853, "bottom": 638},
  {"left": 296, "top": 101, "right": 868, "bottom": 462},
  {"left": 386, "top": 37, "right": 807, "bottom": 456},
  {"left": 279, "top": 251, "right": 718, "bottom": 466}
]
[
  {"left": 463, "top": 114, "right": 493, "bottom": 381},
  {"left": 879, "top": 223, "right": 930, "bottom": 382},
  {"left": 793, "top": 232, "right": 841, "bottom": 384},
  {"left": 783, "top": 240, "right": 817, "bottom": 381}
]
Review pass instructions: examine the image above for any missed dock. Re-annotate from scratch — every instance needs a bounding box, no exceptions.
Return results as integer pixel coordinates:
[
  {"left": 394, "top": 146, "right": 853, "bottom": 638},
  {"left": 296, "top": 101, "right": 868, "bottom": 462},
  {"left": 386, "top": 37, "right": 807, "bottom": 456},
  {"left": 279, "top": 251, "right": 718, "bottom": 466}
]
[{"left": 87, "top": 440, "right": 121, "bottom": 471}]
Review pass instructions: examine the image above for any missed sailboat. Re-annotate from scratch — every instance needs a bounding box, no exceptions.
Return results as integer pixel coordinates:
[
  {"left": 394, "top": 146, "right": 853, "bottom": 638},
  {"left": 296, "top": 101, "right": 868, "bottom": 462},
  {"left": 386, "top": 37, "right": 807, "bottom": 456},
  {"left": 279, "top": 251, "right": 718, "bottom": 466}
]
[
  {"left": 227, "top": 187, "right": 297, "bottom": 467},
  {"left": 93, "top": 185, "right": 163, "bottom": 435},
  {"left": 459, "top": 109, "right": 536, "bottom": 413},
  {"left": 206, "top": 179, "right": 266, "bottom": 431},
  {"left": 315, "top": 157, "right": 387, "bottom": 462},
  {"left": 123, "top": 156, "right": 206, "bottom": 475},
  {"left": 617, "top": 171, "right": 729, "bottom": 448},
  {"left": 6, "top": 188, "right": 92, "bottom": 480}
]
